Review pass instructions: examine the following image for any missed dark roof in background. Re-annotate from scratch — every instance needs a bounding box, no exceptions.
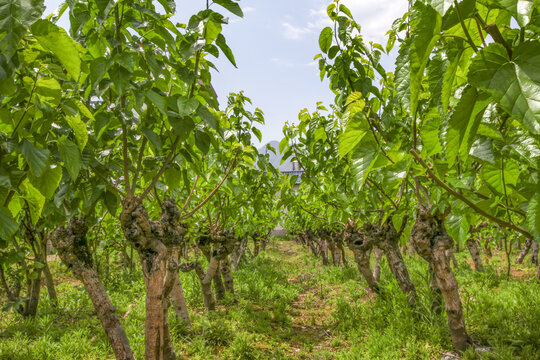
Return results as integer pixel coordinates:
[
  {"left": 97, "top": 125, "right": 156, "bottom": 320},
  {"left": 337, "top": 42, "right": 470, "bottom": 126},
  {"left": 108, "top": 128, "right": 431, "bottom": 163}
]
[{"left": 258, "top": 140, "right": 295, "bottom": 172}]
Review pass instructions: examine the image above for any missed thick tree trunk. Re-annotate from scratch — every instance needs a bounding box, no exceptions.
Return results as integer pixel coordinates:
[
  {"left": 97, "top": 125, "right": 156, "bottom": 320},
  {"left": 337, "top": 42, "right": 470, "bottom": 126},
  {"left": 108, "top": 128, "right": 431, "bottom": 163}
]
[
  {"left": 338, "top": 242, "right": 348, "bottom": 266},
  {"left": 378, "top": 223, "right": 417, "bottom": 307},
  {"left": 320, "top": 239, "right": 329, "bottom": 266},
  {"left": 429, "top": 265, "right": 443, "bottom": 314},
  {"left": 411, "top": 209, "right": 472, "bottom": 353},
  {"left": 328, "top": 240, "right": 341, "bottom": 266},
  {"left": 40, "top": 235, "right": 58, "bottom": 307},
  {"left": 52, "top": 218, "right": 134, "bottom": 360},
  {"left": 170, "top": 273, "right": 191, "bottom": 327},
  {"left": 372, "top": 247, "right": 382, "bottom": 282},
  {"left": 531, "top": 241, "right": 539, "bottom": 265},
  {"left": 516, "top": 238, "right": 532, "bottom": 264},
  {"left": 230, "top": 235, "right": 248, "bottom": 271},
  {"left": 466, "top": 239, "right": 484, "bottom": 272},
  {"left": 181, "top": 261, "right": 216, "bottom": 311},
  {"left": 24, "top": 272, "right": 42, "bottom": 317},
  {"left": 121, "top": 198, "right": 187, "bottom": 360},
  {"left": 447, "top": 249, "right": 459, "bottom": 269},
  {"left": 352, "top": 249, "right": 379, "bottom": 293},
  {"left": 221, "top": 258, "right": 234, "bottom": 294}
]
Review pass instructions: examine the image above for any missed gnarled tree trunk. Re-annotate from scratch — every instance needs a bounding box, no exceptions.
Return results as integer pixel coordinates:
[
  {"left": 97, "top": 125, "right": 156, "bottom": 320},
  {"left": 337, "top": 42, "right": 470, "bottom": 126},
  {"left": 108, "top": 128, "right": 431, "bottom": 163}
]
[
  {"left": 466, "top": 238, "right": 484, "bottom": 271},
  {"left": 51, "top": 217, "right": 134, "bottom": 360},
  {"left": 121, "top": 198, "right": 187, "bottom": 360},
  {"left": 516, "top": 238, "right": 532, "bottom": 264},
  {"left": 411, "top": 208, "right": 472, "bottom": 353}
]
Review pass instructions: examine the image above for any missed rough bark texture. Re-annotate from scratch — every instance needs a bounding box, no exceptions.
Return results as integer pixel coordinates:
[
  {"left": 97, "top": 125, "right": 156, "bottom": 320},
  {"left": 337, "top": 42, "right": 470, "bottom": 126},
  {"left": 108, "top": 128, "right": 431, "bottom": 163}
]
[
  {"left": 516, "top": 238, "right": 532, "bottom": 264},
  {"left": 230, "top": 234, "right": 248, "bottom": 271},
  {"left": 466, "top": 238, "right": 484, "bottom": 272},
  {"left": 120, "top": 197, "right": 187, "bottom": 360},
  {"left": 447, "top": 249, "right": 459, "bottom": 269},
  {"left": 411, "top": 208, "right": 472, "bottom": 353},
  {"left": 378, "top": 220, "right": 417, "bottom": 307},
  {"left": 221, "top": 258, "right": 234, "bottom": 294},
  {"left": 531, "top": 241, "right": 539, "bottom": 265},
  {"left": 344, "top": 222, "right": 379, "bottom": 293},
  {"left": 51, "top": 217, "right": 134, "bottom": 360},
  {"left": 372, "top": 247, "right": 382, "bottom": 282}
]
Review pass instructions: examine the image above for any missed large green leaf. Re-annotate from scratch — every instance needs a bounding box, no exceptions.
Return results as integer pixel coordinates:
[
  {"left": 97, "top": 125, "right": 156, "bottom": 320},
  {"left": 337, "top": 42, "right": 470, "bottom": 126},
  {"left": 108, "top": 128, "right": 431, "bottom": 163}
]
[
  {"left": 66, "top": 114, "right": 88, "bottom": 151},
  {"left": 338, "top": 113, "right": 369, "bottom": 159},
  {"left": 0, "top": 0, "right": 45, "bottom": 59},
  {"left": 430, "top": 0, "right": 454, "bottom": 15},
  {"left": 29, "top": 165, "right": 62, "bottom": 199},
  {"left": 481, "top": 160, "right": 521, "bottom": 194},
  {"left": 469, "top": 42, "right": 540, "bottom": 135},
  {"left": 527, "top": 191, "right": 540, "bottom": 242},
  {"left": 216, "top": 34, "right": 237, "bottom": 67},
  {"left": 21, "top": 179, "right": 44, "bottom": 225},
  {"left": 409, "top": 3, "right": 442, "bottom": 116},
  {"left": 394, "top": 38, "right": 411, "bottom": 110},
  {"left": 319, "top": 27, "right": 333, "bottom": 54},
  {"left": 350, "top": 135, "right": 379, "bottom": 186},
  {"left": 0, "top": 206, "right": 18, "bottom": 240},
  {"left": 445, "top": 86, "right": 490, "bottom": 167},
  {"left": 57, "top": 136, "right": 81, "bottom": 180},
  {"left": 482, "top": 0, "right": 534, "bottom": 26},
  {"left": 213, "top": 0, "right": 244, "bottom": 17},
  {"left": 31, "top": 19, "right": 81, "bottom": 80},
  {"left": 20, "top": 140, "right": 50, "bottom": 177}
]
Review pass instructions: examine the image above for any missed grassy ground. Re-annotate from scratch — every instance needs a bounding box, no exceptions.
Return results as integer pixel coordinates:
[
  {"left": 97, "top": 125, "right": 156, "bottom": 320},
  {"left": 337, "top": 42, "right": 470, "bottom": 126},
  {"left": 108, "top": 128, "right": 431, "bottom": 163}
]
[{"left": 1, "top": 238, "right": 539, "bottom": 359}]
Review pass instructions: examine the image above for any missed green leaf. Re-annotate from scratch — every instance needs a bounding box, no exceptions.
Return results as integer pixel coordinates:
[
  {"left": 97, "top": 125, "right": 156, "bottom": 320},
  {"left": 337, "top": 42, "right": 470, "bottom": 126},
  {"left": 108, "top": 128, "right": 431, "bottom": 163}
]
[
  {"left": 194, "top": 131, "right": 211, "bottom": 154},
  {"left": 409, "top": 3, "right": 442, "bottom": 116},
  {"left": 177, "top": 97, "right": 199, "bottom": 117},
  {"left": 469, "top": 42, "right": 540, "bottom": 135},
  {"left": 445, "top": 86, "right": 490, "bottom": 167},
  {"left": 488, "top": 0, "right": 534, "bottom": 27},
  {"left": 338, "top": 113, "right": 369, "bottom": 159},
  {"left": 205, "top": 19, "right": 222, "bottom": 45},
  {"left": 430, "top": 0, "right": 454, "bottom": 16},
  {"left": 420, "top": 111, "right": 443, "bottom": 156},
  {"left": 350, "top": 135, "right": 379, "bottom": 186},
  {"left": 31, "top": 19, "right": 81, "bottom": 80},
  {"left": 527, "top": 191, "right": 540, "bottom": 242},
  {"left": 446, "top": 213, "right": 470, "bottom": 244},
  {"left": 279, "top": 137, "right": 288, "bottom": 154},
  {"left": 74, "top": 100, "right": 95, "bottom": 121},
  {"left": 197, "top": 106, "right": 219, "bottom": 130},
  {"left": 213, "top": 0, "right": 243, "bottom": 17},
  {"left": 32, "top": 77, "right": 61, "bottom": 107},
  {"left": 21, "top": 179, "right": 44, "bottom": 225},
  {"left": 0, "top": 207, "right": 18, "bottom": 241},
  {"left": 319, "top": 27, "right": 333, "bottom": 54},
  {"left": 103, "top": 190, "right": 118, "bottom": 216},
  {"left": 339, "top": 4, "right": 353, "bottom": 18},
  {"left": 66, "top": 114, "right": 88, "bottom": 151},
  {"left": 20, "top": 140, "right": 50, "bottom": 178},
  {"left": 29, "top": 165, "right": 62, "bottom": 199},
  {"left": 0, "top": 0, "right": 45, "bottom": 59},
  {"left": 57, "top": 136, "right": 81, "bottom": 181},
  {"left": 216, "top": 33, "right": 237, "bottom": 67},
  {"left": 157, "top": 0, "right": 175, "bottom": 14},
  {"left": 481, "top": 161, "right": 521, "bottom": 194},
  {"left": 394, "top": 37, "right": 411, "bottom": 110},
  {"left": 146, "top": 89, "right": 168, "bottom": 116}
]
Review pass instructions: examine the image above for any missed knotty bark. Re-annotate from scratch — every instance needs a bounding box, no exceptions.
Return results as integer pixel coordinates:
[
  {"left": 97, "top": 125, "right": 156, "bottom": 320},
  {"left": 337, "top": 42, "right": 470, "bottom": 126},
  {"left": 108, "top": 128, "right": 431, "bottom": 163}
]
[
  {"left": 466, "top": 238, "right": 484, "bottom": 271},
  {"left": 516, "top": 238, "right": 532, "bottom": 264},
  {"left": 532, "top": 241, "right": 539, "bottom": 265},
  {"left": 344, "top": 222, "right": 379, "bottom": 293},
  {"left": 121, "top": 197, "right": 187, "bottom": 360},
  {"left": 411, "top": 208, "right": 472, "bottom": 352},
  {"left": 51, "top": 217, "right": 134, "bottom": 360},
  {"left": 378, "top": 220, "right": 417, "bottom": 307}
]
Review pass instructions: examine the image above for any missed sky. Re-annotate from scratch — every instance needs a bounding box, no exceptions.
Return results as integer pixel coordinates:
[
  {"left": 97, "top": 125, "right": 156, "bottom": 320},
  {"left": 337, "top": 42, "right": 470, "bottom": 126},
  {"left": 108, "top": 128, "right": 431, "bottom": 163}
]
[{"left": 43, "top": 0, "right": 409, "bottom": 146}]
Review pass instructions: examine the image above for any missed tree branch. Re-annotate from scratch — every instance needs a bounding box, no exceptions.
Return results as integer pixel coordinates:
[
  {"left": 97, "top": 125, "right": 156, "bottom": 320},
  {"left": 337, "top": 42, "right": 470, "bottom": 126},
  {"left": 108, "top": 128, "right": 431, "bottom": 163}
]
[{"left": 410, "top": 150, "right": 532, "bottom": 239}]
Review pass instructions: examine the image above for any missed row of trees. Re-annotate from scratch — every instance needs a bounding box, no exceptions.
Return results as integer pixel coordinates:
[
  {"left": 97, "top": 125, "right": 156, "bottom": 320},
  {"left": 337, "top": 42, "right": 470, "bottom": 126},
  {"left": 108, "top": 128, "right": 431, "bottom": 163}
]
[
  {"left": 280, "top": 0, "right": 540, "bottom": 353},
  {"left": 1, "top": 0, "right": 539, "bottom": 358}
]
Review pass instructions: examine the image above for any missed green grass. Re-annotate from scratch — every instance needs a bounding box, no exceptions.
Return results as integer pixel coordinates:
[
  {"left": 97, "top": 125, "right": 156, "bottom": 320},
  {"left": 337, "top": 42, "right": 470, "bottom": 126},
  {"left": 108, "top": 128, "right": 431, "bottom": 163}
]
[{"left": 1, "top": 238, "right": 539, "bottom": 359}]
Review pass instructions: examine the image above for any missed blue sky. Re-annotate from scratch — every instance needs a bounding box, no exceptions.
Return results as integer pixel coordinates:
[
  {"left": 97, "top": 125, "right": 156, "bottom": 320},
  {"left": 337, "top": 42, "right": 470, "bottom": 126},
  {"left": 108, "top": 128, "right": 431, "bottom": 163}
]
[{"left": 43, "top": 0, "right": 408, "bottom": 145}]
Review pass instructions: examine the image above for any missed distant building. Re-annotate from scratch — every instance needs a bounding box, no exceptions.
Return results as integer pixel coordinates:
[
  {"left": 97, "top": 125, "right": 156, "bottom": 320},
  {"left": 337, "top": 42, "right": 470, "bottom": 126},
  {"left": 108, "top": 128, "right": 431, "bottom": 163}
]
[{"left": 258, "top": 140, "right": 303, "bottom": 186}]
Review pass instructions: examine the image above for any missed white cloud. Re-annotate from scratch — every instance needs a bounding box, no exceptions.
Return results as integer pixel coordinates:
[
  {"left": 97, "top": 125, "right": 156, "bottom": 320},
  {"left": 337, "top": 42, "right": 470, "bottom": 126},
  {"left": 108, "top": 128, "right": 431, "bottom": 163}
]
[
  {"left": 283, "top": 0, "right": 408, "bottom": 44},
  {"left": 243, "top": 6, "right": 256, "bottom": 13},
  {"left": 281, "top": 22, "right": 311, "bottom": 40},
  {"left": 271, "top": 57, "right": 296, "bottom": 68}
]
